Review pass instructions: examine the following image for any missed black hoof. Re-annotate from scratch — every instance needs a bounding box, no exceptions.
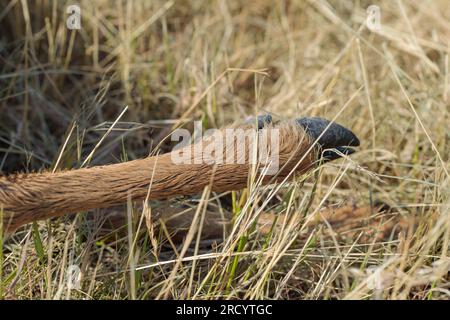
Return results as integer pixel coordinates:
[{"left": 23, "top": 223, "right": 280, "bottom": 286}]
[{"left": 296, "top": 117, "right": 360, "bottom": 161}]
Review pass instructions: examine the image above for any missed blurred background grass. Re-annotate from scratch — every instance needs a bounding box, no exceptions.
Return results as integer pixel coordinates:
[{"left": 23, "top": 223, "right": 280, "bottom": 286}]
[{"left": 0, "top": 0, "right": 449, "bottom": 299}]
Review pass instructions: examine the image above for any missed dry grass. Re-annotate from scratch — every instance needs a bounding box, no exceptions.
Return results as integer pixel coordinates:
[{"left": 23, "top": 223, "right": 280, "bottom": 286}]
[{"left": 0, "top": 0, "right": 449, "bottom": 299}]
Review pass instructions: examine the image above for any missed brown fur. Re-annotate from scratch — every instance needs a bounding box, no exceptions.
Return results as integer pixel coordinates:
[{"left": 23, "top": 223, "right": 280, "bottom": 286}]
[{"left": 0, "top": 121, "right": 318, "bottom": 233}]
